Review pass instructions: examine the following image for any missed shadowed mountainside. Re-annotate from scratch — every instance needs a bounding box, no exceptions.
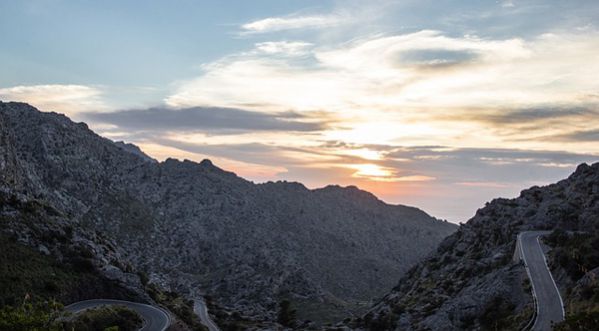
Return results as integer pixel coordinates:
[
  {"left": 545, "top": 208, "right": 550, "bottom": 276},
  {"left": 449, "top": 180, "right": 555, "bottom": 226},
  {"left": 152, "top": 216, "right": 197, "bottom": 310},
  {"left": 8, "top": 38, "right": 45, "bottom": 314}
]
[
  {"left": 358, "top": 162, "right": 599, "bottom": 330},
  {"left": 0, "top": 101, "right": 456, "bottom": 326}
]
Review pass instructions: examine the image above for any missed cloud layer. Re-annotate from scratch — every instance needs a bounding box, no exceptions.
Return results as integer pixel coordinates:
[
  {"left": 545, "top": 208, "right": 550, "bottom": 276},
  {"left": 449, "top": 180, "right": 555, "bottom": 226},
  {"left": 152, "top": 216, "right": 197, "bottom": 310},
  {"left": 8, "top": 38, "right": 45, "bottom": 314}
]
[
  {"left": 83, "top": 106, "right": 327, "bottom": 133},
  {"left": 166, "top": 30, "right": 599, "bottom": 123}
]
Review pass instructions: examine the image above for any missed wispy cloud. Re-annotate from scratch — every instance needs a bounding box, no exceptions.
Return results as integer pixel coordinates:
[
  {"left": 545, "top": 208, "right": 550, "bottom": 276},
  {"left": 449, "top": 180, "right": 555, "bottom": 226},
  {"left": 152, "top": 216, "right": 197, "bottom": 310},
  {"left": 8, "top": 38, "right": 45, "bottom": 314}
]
[
  {"left": 465, "top": 107, "right": 597, "bottom": 125},
  {"left": 500, "top": 0, "right": 516, "bottom": 8},
  {"left": 254, "top": 41, "right": 313, "bottom": 56},
  {"left": 240, "top": 14, "right": 346, "bottom": 34},
  {"left": 433, "top": 106, "right": 599, "bottom": 143},
  {"left": 550, "top": 129, "right": 599, "bottom": 142},
  {"left": 456, "top": 181, "right": 509, "bottom": 188}
]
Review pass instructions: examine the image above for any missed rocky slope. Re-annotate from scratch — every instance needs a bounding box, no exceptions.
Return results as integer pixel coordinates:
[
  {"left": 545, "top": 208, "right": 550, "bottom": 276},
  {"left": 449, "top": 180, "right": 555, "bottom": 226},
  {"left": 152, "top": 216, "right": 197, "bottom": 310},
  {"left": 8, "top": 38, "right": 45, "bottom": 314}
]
[
  {"left": 0, "top": 188, "right": 207, "bottom": 330},
  {"left": 0, "top": 189, "right": 147, "bottom": 306},
  {"left": 359, "top": 162, "right": 599, "bottom": 330},
  {"left": 0, "top": 101, "right": 457, "bottom": 326}
]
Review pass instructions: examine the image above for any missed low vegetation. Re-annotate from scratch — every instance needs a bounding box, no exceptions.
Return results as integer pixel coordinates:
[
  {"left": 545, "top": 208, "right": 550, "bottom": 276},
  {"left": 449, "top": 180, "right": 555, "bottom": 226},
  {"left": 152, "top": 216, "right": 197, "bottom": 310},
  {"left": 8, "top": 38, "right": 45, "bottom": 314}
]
[
  {"left": 545, "top": 230, "right": 599, "bottom": 281},
  {"left": 554, "top": 311, "right": 599, "bottom": 331},
  {"left": 65, "top": 305, "right": 142, "bottom": 331},
  {"left": 0, "top": 300, "right": 64, "bottom": 331},
  {"left": 546, "top": 230, "right": 599, "bottom": 330},
  {"left": 0, "top": 233, "right": 80, "bottom": 306}
]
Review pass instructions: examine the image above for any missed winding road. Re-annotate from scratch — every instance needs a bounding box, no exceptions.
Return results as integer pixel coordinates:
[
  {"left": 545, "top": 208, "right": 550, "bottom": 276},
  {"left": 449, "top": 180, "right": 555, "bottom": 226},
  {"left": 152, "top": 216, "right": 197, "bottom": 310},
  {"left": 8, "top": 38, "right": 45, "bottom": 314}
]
[
  {"left": 517, "top": 231, "right": 565, "bottom": 331},
  {"left": 194, "top": 298, "right": 220, "bottom": 331},
  {"left": 65, "top": 299, "right": 171, "bottom": 331}
]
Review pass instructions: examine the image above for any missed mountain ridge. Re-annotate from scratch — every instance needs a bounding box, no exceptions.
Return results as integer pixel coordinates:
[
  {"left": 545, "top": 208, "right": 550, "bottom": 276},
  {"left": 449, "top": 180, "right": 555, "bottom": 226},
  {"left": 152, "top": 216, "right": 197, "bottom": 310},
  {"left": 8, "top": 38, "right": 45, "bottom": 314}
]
[
  {"left": 0, "top": 101, "right": 456, "bottom": 327},
  {"left": 357, "top": 161, "right": 599, "bottom": 330}
]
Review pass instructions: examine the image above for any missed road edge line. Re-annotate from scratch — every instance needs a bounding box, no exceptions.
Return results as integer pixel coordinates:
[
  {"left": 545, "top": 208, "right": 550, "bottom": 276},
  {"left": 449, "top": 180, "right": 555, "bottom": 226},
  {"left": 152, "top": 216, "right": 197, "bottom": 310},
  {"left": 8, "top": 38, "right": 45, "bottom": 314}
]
[
  {"left": 536, "top": 235, "right": 566, "bottom": 319},
  {"left": 519, "top": 232, "right": 539, "bottom": 331}
]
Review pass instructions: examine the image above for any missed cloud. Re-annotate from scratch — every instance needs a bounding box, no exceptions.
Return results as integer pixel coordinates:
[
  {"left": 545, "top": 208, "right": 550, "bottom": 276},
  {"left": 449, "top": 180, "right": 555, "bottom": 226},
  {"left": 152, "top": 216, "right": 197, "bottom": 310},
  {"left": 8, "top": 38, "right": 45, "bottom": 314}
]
[
  {"left": 456, "top": 181, "right": 509, "bottom": 188},
  {"left": 164, "top": 29, "right": 599, "bottom": 156},
  {"left": 0, "top": 84, "right": 106, "bottom": 116},
  {"left": 465, "top": 106, "right": 597, "bottom": 124},
  {"left": 314, "top": 30, "right": 530, "bottom": 72},
  {"left": 500, "top": 0, "right": 516, "bottom": 8},
  {"left": 240, "top": 14, "right": 346, "bottom": 34},
  {"left": 254, "top": 41, "right": 313, "bottom": 56},
  {"left": 382, "top": 146, "right": 597, "bottom": 182},
  {"left": 435, "top": 106, "right": 599, "bottom": 136},
  {"left": 551, "top": 129, "right": 599, "bottom": 142},
  {"left": 422, "top": 105, "right": 599, "bottom": 148},
  {"left": 83, "top": 106, "right": 328, "bottom": 133},
  {"left": 399, "top": 48, "right": 479, "bottom": 68},
  {"left": 167, "top": 30, "right": 595, "bottom": 113}
]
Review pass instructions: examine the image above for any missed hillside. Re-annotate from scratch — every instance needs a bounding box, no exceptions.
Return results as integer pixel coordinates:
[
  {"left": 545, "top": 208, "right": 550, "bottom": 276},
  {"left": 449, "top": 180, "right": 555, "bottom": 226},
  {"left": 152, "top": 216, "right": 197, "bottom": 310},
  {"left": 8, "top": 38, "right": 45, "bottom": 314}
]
[
  {"left": 358, "top": 162, "right": 599, "bottom": 330},
  {"left": 0, "top": 101, "right": 456, "bottom": 327},
  {"left": 0, "top": 189, "right": 206, "bottom": 330}
]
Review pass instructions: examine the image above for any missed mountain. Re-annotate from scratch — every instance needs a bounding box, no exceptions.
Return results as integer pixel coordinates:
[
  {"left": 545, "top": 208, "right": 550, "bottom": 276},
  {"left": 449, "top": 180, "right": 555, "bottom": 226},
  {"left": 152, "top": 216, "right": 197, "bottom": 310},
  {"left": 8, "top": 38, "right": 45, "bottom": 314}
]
[
  {"left": 0, "top": 101, "right": 457, "bottom": 327},
  {"left": 358, "top": 162, "right": 599, "bottom": 330}
]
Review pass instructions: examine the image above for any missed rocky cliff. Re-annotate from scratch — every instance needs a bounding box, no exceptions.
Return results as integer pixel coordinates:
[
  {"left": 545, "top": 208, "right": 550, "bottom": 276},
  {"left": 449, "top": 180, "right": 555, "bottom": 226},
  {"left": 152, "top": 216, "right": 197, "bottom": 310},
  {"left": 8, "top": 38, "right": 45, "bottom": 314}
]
[{"left": 0, "top": 101, "right": 457, "bottom": 326}]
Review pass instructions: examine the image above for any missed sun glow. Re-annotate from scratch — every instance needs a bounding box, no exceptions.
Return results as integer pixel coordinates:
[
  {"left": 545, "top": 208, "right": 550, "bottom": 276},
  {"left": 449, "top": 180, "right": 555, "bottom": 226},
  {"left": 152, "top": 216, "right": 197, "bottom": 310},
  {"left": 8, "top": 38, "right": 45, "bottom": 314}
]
[
  {"left": 351, "top": 163, "right": 395, "bottom": 179},
  {"left": 341, "top": 148, "right": 384, "bottom": 161},
  {"left": 349, "top": 163, "right": 437, "bottom": 183}
]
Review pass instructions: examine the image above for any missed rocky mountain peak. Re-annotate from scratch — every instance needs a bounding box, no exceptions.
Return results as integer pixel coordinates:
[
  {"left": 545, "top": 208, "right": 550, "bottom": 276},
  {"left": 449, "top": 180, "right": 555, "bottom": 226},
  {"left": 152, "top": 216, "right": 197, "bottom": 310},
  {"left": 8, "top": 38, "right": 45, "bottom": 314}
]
[
  {"left": 114, "top": 141, "right": 156, "bottom": 163},
  {"left": 199, "top": 158, "right": 213, "bottom": 167}
]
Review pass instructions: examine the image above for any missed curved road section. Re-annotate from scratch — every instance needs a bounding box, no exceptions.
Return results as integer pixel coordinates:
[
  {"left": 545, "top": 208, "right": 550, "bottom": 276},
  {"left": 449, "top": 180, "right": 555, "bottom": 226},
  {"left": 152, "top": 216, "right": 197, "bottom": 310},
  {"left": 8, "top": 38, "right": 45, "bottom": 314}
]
[
  {"left": 66, "top": 299, "right": 170, "bottom": 331},
  {"left": 194, "top": 298, "right": 220, "bottom": 331},
  {"left": 518, "top": 231, "right": 565, "bottom": 331}
]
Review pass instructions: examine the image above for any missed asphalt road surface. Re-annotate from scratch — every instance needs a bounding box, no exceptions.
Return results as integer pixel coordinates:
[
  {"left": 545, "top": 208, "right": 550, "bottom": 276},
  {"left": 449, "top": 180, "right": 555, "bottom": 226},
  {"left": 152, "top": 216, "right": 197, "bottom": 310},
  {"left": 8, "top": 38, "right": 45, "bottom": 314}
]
[
  {"left": 518, "top": 231, "right": 565, "bottom": 331},
  {"left": 194, "top": 298, "right": 220, "bottom": 331},
  {"left": 66, "top": 299, "right": 170, "bottom": 331}
]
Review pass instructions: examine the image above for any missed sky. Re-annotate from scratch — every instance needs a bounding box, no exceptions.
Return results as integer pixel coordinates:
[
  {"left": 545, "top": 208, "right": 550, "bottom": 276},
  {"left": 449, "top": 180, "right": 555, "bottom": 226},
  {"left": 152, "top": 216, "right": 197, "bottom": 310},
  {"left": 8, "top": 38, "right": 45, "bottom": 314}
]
[{"left": 1, "top": 0, "right": 599, "bottom": 222}]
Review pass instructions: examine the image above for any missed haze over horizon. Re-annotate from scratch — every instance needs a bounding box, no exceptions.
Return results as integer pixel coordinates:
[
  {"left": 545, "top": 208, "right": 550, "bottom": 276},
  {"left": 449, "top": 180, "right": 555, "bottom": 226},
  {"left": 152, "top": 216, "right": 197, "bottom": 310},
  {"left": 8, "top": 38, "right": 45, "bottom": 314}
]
[{"left": 1, "top": 0, "right": 599, "bottom": 222}]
